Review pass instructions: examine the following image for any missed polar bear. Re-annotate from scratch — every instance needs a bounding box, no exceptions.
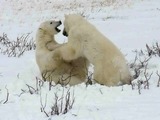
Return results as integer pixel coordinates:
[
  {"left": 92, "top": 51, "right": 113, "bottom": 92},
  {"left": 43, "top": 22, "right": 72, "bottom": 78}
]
[
  {"left": 35, "top": 20, "right": 89, "bottom": 86},
  {"left": 55, "top": 14, "right": 132, "bottom": 86}
]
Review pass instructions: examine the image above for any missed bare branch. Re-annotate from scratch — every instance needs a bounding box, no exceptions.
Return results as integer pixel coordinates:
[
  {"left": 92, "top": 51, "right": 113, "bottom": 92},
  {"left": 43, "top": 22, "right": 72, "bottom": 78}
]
[
  {"left": 15, "top": 89, "right": 27, "bottom": 97},
  {"left": 146, "top": 44, "right": 153, "bottom": 56},
  {"left": 131, "top": 82, "right": 135, "bottom": 90},
  {"left": 25, "top": 77, "right": 44, "bottom": 95},
  {"left": 26, "top": 84, "right": 37, "bottom": 94},
  {"left": 143, "top": 64, "right": 153, "bottom": 89},
  {"left": 51, "top": 93, "right": 59, "bottom": 115},
  {"left": 86, "top": 72, "right": 93, "bottom": 86},
  {"left": 138, "top": 56, "right": 151, "bottom": 68},
  {"left": 3, "top": 86, "right": 9, "bottom": 104},
  {"left": 133, "top": 68, "right": 141, "bottom": 79},
  {"left": 137, "top": 80, "right": 143, "bottom": 95},
  {"left": 156, "top": 71, "right": 160, "bottom": 87},
  {"left": 155, "top": 42, "right": 160, "bottom": 57},
  {"left": 40, "top": 92, "right": 49, "bottom": 117},
  {"left": 35, "top": 76, "right": 44, "bottom": 92}
]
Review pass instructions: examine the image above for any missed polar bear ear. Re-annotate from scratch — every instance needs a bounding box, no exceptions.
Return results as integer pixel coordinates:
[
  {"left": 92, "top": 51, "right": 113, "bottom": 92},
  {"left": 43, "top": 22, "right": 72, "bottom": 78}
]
[{"left": 39, "top": 28, "right": 43, "bottom": 31}]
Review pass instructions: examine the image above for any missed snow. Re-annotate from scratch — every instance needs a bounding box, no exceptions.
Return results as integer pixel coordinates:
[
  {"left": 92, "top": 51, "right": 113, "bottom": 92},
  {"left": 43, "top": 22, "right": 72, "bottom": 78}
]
[{"left": 0, "top": 0, "right": 160, "bottom": 120}]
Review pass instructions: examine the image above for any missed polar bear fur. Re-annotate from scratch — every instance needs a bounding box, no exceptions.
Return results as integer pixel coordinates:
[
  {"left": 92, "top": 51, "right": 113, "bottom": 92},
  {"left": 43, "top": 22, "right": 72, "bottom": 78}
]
[
  {"left": 35, "top": 20, "right": 89, "bottom": 86},
  {"left": 55, "top": 14, "right": 132, "bottom": 86}
]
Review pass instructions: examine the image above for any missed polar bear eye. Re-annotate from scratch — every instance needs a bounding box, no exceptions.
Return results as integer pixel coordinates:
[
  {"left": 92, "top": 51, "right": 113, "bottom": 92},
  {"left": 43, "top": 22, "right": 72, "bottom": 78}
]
[{"left": 50, "top": 22, "right": 52, "bottom": 24}]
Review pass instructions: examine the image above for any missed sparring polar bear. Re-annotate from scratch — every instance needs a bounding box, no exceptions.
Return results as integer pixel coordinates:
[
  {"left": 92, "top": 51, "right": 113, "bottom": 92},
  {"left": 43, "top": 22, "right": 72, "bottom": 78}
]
[
  {"left": 55, "top": 14, "right": 132, "bottom": 86},
  {"left": 35, "top": 20, "right": 89, "bottom": 86}
]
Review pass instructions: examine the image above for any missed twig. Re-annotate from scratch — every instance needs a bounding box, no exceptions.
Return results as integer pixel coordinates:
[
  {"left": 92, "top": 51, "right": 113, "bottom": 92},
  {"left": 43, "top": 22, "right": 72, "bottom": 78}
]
[
  {"left": 137, "top": 80, "right": 143, "bottom": 95},
  {"left": 133, "top": 68, "right": 141, "bottom": 79},
  {"left": 40, "top": 92, "right": 49, "bottom": 117},
  {"left": 35, "top": 76, "right": 44, "bottom": 92},
  {"left": 3, "top": 86, "right": 9, "bottom": 104},
  {"left": 131, "top": 82, "right": 135, "bottom": 90},
  {"left": 51, "top": 88, "right": 75, "bottom": 116},
  {"left": 58, "top": 72, "right": 77, "bottom": 86},
  {"left": 143, "top": 64, "right": 153, "bottom": 89},
  {"left": 15, "top": 89, "right": 27, "bottom": 97},
  {"left": 86, "top": 72, "right": 93, "bottom": 86},
  {"left": 41, "top": 70, "right": 53, "bottom": 82},
  {"left": 51, "top": 93, "right": 59, "bottom": 115},
  {"left": 26, "top": 84, "right": 37, "bottom": 94},
  {"left": 155, "top": 42, "right": 160, "bottom": 57},
  {"left": 60, "top": 88, "right": 64, "bottom": 113},
  {"left": 138, "top": 57, "right": 151, "bottom": 68},
  {"left": 146, "top": 44, "right": 153, "bottom": 56},
  {"left": 156, "top": 71, "right": 160, "bottom": 87}
]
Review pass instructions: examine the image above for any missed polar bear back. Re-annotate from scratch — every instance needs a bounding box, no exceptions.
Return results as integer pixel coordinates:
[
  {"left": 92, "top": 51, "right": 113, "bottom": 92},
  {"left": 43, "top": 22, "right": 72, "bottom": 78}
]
[{"left": 61, "top": 14, "right": 132, "bottom": 86}]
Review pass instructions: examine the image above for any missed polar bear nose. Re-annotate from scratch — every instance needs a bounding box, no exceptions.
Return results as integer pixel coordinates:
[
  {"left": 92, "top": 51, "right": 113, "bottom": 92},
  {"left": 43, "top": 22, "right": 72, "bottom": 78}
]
[
  {"left": 58, "top": 21, "right": 62, "bottom": 25},
  {"left": 63, "top": 29, "right": 68, "bottom": 37}
]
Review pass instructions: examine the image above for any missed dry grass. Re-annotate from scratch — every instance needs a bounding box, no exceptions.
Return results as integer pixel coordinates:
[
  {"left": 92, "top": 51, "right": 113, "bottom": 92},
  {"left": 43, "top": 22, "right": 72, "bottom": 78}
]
[
  {"left": 129, "top": 42, "right": 160, "bottom": 94},
  {"left": 40, "top": 88, "right": 75, "bottom": 117},
  {"left": 0, "top": 33, "right": 35, "bottom": 57}
]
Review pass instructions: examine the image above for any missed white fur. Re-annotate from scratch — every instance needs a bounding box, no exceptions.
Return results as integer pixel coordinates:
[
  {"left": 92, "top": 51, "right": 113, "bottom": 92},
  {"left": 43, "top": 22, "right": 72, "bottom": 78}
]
[
  {"left": 56, "top": 14, "right": 132, "bottom": 86},
  {"left": 35, "top": 20, "right": 89, "bottom": 86}
]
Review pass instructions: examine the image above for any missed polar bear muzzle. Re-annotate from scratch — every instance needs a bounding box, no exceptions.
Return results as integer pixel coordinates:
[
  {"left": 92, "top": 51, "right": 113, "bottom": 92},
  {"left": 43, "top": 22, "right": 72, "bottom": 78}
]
[{"left": 55, "top": 21, "right": 62, "bottom": 33}]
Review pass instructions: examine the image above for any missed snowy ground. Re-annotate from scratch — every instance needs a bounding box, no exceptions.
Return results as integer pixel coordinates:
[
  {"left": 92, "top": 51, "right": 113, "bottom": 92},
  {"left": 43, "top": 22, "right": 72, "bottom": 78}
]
[{"left": 0, "top": 0, "right": 160, "bottom": 120}]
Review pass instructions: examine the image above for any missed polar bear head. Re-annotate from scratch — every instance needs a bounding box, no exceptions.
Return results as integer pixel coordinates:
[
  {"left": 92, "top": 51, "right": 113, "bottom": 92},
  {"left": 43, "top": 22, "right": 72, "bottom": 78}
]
[
  {"left": 39, "top": 20, "right": 62, "bottom": 35},
  {"left": 63, "top": 14, "right": 84, "bottom": 36}
]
